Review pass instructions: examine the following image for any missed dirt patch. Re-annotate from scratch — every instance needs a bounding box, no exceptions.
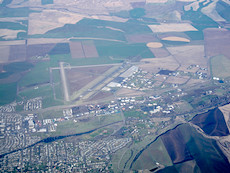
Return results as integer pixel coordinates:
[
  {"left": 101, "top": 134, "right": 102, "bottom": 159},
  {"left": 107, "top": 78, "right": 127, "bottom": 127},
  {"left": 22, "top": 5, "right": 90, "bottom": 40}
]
[
  {"left": 166, "top": 76, "right": 190, "bottom": 84},
  {"left": 139, "top": 56, "right": 179, "bottom": 73},
  {"left": 116, "top": 88, "right": 145, "bottom": 97},
  {"left": 204, "top": 28, "right": 230, "bottom": 59},
  {"left": 88, "top": 91, "right": 114, "bottom": 102}
]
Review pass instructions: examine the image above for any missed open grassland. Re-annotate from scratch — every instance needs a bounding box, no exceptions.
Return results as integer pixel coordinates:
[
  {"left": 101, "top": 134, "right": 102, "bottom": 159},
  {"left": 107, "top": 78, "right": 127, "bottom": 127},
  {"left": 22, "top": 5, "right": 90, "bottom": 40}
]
[
  {"left": 132, "top": 137, "right": 172, "bottom": 170},
  {"left": 54, "top": 113, "right": 123, "bottom": 136},
  {"left": 211, "top": 55, "right": 230, "bottom": 79},
  {"left": 0, "top": 82, "right": 17, "bottom": 105},
  {"left": 18, "top": 61, "right": 50, "bottom": 88}
]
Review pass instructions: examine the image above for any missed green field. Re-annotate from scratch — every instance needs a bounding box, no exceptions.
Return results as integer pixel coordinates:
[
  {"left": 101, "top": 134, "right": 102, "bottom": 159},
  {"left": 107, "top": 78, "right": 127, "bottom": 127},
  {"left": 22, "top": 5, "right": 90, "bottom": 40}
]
[
  {"left": 216, "top": 0, "right": 230, "bottom": 22},
  {"left": 41, "top": 0, "right": 53, "bottom": 5},
  {"left": 0, "top": 82, "right": 17, "bottom": 105},
  {"left": 124, "top": 111, "right": 147, "bottom": 119},
  {"left": 18, "top": 62, "right": 50, "bottom": 87},
  {"left": 211, "top": 55, "right": 230, "bottom": 79},
  {"left": 96, "top": 42, "right": 154, "bottom": 59},
  {"left": 132, "top": 137, "right": 172, "bottom": 170},
  {"left": 182, "top": 8, "right": 218, "bottom": 40},
  {"left": 0, "top": 21, "right": 27, "bottom": 30},
  {"left": 54, "top": 113, "right": 124, "bottom": 136}
]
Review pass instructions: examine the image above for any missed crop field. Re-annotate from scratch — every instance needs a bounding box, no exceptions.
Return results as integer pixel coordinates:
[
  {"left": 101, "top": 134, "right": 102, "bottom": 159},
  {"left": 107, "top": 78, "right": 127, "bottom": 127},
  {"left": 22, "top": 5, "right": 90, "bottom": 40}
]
[
  {"left": 69, "top": 41, "right": 85, "bottom": 58},
  {"left": 0, "top": 28, "right": 25, "bottom": 40},
  {"left": 96, "top": 42, "right": 155, "bottom": 59},
  {"left": 139, "top": 56, "right": 179, "bottom": 73},
  {"left": 8, "top": 44, "right": 26, "bottom": 62},
  {"left": 70, "top": 40, "right": 99, "bottom": 59},
  {"left": 125, "top": 34, "right": 157, "bottom": 43},
  {"left": 162, "top": 36, "right": 190, "bottom": 42},
  {"left": 0, "top": 82, "right": 17, "bottom": 105},
  {"left": 211, "top": 55, "right": 230, "bottom": 79},
  {"left": 28, "top": 9, "right": 85, "bottom": 35},
  {"left": 27, "top": 43, "right": 56, "bottom": 59},
  {"left": 148, "top": 23, "right": 197, "bottom": 33},
  {"left": 204, "top": 28, "right": 230, "bottom": 59},
  {"left": 0, "top": 45, "right": 10, "bottom": 63},
  {"left": 167, "top": 45, "right": 207, "bottom": 69},
  {"left": 149, "top": 47, "right": 170, "bottom": 58}
]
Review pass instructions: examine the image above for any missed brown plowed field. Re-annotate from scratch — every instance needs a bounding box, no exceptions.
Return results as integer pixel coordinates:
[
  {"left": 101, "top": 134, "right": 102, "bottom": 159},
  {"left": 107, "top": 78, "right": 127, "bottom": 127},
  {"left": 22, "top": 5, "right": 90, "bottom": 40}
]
[
  {"left": 8, "top": 45, "right": 26, "bottom": 62},
  {"left": 125, "top": 34, "right": 157, "bottom": 43},
  {"left": 27, "top": 43, "right": 56, "bottom": 58},
  {"left": 204, "top": 28, "right": 230, "bottom": 59},
  {"left": 70, "top": 41, "right": 99, "bottom": 59}
]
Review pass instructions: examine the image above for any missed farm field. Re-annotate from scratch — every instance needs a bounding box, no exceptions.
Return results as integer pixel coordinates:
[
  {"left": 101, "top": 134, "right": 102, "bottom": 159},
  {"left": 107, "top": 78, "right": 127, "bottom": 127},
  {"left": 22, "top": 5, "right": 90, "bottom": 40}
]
[
  {"left": 0, "top": 1, "right": 230, "bottom": 172},
  {"left": 211, "top": 55, "right": 230, "bottom": 79}
]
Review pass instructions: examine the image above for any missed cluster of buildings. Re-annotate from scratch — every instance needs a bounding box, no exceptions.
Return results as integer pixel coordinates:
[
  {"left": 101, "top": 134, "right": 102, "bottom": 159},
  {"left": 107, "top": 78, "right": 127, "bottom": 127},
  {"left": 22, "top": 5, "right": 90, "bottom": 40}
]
[
  {"left": 0, "top": 137, "right": 131, "bottom": 172},
  {"left": 0, "top": 113, "right": 41, "bottom": 155},
  {"left": 24, "top": 97, "right": 42, "bottom": 111},
  {"left": 0, "top": 103, "right": 16, "bottom": 113}
]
